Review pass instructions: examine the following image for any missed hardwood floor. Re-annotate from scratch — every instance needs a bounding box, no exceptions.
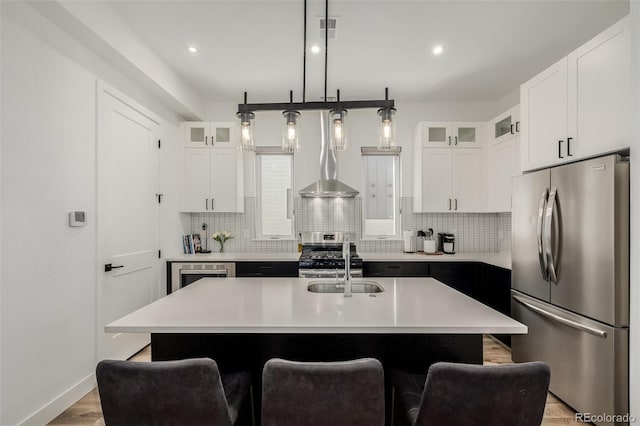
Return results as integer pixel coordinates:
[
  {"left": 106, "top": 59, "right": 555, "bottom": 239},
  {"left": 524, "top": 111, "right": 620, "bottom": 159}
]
[{"left": 49, "top": 337, "right": 582, "bottom": 425}]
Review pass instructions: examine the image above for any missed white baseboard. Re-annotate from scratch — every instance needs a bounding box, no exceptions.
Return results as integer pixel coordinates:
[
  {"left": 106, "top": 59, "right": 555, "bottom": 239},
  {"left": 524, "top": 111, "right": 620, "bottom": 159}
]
[{"left": 20, "top": 373, "right": 96, "bottom": 426}]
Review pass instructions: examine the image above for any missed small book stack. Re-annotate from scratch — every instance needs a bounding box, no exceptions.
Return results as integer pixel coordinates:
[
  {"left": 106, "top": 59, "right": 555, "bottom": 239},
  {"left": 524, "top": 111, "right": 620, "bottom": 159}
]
[{"left": 182, "top": 234, "right": 202, "bottom": 254}]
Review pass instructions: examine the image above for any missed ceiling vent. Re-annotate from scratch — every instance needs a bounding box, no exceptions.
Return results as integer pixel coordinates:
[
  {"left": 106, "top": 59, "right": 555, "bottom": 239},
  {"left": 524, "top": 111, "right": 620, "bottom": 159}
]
[{"left": 318, "top": 17, "right": 338, "bottom": 39}]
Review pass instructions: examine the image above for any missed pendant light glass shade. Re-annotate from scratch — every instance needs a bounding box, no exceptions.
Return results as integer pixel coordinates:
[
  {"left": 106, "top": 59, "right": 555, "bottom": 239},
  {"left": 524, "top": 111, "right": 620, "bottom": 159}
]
[
  {"left": 282, "top": 110, "right": 301, "bottom": 153},
  {"left": 377, "top": 107, "right": 397, "bottom": 150},
  {"left": 329, "top": 109, "right": 348, "bottom": 151},
  {"left": 237, "top": 111, "right": 255, "bottom": 152}
]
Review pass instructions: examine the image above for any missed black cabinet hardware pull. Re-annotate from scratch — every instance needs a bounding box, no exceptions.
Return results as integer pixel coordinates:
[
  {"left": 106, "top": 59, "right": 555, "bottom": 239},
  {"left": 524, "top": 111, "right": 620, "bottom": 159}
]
[
  {"left": 455, "top": 199, "right": 458, "bottom": 210},
  {"left": 567, "top": 137, "right": 573, "bottom": 156},
  {"left": 206, "top": 199, "right": 209, "bottom": 210},
  {"left": 510, "top": 124, "right": 514, "bottom": 135},
  {"left": 449, "top": 199, "right": 452, "bottom": 210},
  {"left": 515, "top": 121, "right": 520, "bottom": 132},
  {"left": 454, "top": 136, "right": 458, "bottom": 145},
  {"left": 205, "top": 136, "right": 208, "bottom": 145},
  {"left": 386, "top": 265, "right": 400, "bottom": 269},
  {"left": 105, "top": 263, "right": 124, "bottom": 272},
  {"left": 448, "top": 136, "right": 451, "bottom": 146},
  {"left": 558, "top": 140, "right": 564, "bottom": 158}
]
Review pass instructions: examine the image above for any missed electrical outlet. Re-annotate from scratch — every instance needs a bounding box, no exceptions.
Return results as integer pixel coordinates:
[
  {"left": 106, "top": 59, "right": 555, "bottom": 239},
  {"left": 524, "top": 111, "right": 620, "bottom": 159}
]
[{"left": 242, "top": 229, "right": 250, "bottom": 239}]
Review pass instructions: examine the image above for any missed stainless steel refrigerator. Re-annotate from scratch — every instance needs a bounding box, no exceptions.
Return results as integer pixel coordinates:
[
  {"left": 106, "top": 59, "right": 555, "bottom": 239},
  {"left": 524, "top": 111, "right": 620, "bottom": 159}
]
[{"left": 511, "top": 154, "right": 629, "bottom": 425}]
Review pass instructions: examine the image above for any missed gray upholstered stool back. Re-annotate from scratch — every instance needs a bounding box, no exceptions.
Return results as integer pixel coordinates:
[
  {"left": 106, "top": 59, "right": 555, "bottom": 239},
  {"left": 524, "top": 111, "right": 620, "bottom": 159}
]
[
  {"left": 96, "top": 358, "right": 234, "bottom": 426},
  {"left": 261, "top": 358, "right": 385, "bottom": 426},
  {"left": 415, "top": 361, "right": 550, "bottom": 426}
]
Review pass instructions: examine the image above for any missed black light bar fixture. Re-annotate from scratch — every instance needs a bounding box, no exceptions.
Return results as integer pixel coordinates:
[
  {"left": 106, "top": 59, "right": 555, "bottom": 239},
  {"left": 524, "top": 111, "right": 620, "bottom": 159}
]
[{"left": 236, "top": 0, "right": 397, "bottom": 152}]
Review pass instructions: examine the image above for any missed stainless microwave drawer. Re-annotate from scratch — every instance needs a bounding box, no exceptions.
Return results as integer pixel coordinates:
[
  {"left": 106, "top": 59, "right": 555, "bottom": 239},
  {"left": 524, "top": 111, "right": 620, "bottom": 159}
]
[{"left": 511, "top": 291, "right": 628, "bottom": 425}]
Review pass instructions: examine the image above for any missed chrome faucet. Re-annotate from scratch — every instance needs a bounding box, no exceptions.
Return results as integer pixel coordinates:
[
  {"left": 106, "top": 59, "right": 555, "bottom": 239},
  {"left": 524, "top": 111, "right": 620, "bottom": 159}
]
[{"left": 343, "top": 239, "right": 352, "bottom": 297}]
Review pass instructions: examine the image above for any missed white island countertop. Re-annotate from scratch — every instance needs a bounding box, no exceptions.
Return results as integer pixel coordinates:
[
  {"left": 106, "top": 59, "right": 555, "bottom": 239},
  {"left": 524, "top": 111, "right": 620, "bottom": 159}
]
[{"left": 106, "top": 277, "right": 525, "bottom": 335}]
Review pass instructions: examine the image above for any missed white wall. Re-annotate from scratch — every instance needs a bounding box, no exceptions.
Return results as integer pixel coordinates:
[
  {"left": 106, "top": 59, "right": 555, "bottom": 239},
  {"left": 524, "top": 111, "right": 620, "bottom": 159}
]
[
  {"left": 206, "top": 99, "right": 499, "bottom": 198},
  {"left": 0, "top": 3, "right": 184, "bottom": 424},
  {"left": 629, "top": 0, "right": 639, "bottom": 419}
]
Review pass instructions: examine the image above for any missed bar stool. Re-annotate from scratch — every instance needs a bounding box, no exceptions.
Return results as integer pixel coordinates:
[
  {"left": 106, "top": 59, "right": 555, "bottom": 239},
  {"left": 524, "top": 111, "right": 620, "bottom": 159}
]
[
  {"left": 261, "top": 358, "right": 385, "bottom": 426},
  {"left": 96, "top": 358, "right": 253, "bottom": 426},
  {"left": 390, "top": 361, "right": 550, "bottom": 426}
]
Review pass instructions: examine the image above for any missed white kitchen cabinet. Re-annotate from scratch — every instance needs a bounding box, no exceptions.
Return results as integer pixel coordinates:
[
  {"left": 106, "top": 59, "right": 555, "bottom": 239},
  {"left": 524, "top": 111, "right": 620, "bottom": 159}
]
[
  {"left": 489, "top": 106, "right": 520, "bottom": 146},
  {"left": 452, "top": 149, "right": 483, "bottom": 212},
  {"left": 183, "top": 147, "right": 244, "bottom": 213},
  {"left": 567, "top": 17, "right": 630, "bottom": 160},
  {"left": 487, "top": 137, "right": 519, "bottom": 212},
  {"left": 520, "top": 17, "right": 629, "bottom": 172},
  {"left": 415, "top": 146, "right": 483, "bottom": 213},
  {"left": 520, "top": 58, "right": 568, "bottom": 171},
  {"left": 419, "top": 148, "right": 453, "bottom": 211},
  {"left": 419, "top": 122, "right": 483, "bottom": 149},
  {"left": 184, "top": 122, "right": 237, "bottom": 148}
]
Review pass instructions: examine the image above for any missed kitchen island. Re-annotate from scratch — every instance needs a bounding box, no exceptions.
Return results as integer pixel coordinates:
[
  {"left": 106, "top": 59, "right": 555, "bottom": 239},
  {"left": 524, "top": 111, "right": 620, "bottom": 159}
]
[
  {"left": 107, "top": 277, "right": 524, "bottom": 368},
  {"left": 107, "top": 277, "right": 525, "bottom": 425}
]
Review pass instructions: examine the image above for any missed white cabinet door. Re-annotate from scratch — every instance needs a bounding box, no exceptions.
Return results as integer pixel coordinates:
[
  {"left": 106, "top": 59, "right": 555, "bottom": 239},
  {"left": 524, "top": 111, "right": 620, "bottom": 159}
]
[
  {"left": 568, "top": 17, "right": 629, "bottom": 160},
  {"left": 488, "top": 138, "right": 519, "bottom": 212},
  {"left": 184, "top": 148, "right": 211, "bottom": 212},
  {"left": 210, "top": 149, "right": 242, "bottom": 212},
  {"left": 452, "top": 123, "right": 483, "bottom": 148},
  {"left": 210, "top": 122, "right": 237, "bottom": 148},
  {"left": 184, "top": 122, "right": 211, "bottom": 148},
  {"left": 452, "top": 149, "right": 483, "bottom": 212},
  {"left": 420, "top": 122, "right": 452, "bottom": 148},
  {"left": 520, "top": 58, "right": 568, "bottom": 171},
  {"left": 420, "top": 148, "right": 453, "bottom": 212}
]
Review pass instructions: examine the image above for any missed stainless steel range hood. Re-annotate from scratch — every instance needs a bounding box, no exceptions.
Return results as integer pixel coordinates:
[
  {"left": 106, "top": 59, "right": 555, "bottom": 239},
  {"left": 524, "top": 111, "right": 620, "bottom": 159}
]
[{"left": 299, "top": 111, "right": 359, "bottom": 198}]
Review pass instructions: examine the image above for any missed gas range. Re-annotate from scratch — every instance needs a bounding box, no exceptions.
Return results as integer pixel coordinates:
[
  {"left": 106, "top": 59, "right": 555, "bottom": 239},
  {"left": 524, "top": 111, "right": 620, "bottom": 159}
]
[{"left": 298, "top": 232, "right": 363, "bottom": 278}]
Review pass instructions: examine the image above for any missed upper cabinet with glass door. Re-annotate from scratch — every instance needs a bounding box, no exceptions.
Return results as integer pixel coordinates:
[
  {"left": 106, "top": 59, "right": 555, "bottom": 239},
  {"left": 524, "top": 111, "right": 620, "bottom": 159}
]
[
  {"left": 184, "top": 122, "right": 237, "bottom": 148},
  {"left": 419, "top": 122, "right": 482, "bottom": 148},
  {"left": 489, "top": 106, "right": 520, "bottom": 146}
]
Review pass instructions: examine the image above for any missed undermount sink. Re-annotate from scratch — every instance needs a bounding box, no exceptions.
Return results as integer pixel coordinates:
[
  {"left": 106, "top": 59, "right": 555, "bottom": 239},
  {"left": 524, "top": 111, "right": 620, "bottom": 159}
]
[{"left": 307, "top": 280, "right": 384, "bottom": 294}]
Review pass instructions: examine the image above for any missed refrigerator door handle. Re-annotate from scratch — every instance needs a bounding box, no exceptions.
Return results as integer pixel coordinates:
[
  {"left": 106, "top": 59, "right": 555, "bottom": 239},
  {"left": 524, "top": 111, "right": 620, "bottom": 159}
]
[
  {"left": 537, "top": 188, "right": 549, "bottom": 280},
  {"left": 544, "top": 188, "right": 558, "bottom": 283},
  {"left": 512, "top": 295, "right": 608, "bottom": 338}
]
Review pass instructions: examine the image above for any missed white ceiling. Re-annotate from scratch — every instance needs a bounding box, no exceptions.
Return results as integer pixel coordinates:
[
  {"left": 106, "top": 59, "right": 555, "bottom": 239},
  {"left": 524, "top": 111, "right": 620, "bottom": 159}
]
[{"left": 108, "top": 0, "right": 629, "bottom": 103}]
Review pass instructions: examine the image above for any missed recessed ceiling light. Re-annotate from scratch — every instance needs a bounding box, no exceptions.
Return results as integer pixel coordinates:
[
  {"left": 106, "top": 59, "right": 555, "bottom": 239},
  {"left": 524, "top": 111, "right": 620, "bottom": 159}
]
[
  {"left": 188, "top": 46, "right": 198, "bottom": 53},
  {"left": 311, "top": 45, "right": 321, "bottom": 54},
  {"left": 432, "top": 45, "right": 444, "bottom": 56}
]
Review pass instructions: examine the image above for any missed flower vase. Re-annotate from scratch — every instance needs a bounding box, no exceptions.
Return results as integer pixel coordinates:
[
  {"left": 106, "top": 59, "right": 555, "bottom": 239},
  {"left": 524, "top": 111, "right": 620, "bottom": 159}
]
[{"left": 218, "top": 241, "right": 225, "bottom": 253}]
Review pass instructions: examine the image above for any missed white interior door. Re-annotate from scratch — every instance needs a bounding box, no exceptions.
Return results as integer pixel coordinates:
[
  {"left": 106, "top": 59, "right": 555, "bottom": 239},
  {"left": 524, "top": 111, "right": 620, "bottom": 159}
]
[{"left": 97, "top": 82, "right": 159, "bottom": 361}]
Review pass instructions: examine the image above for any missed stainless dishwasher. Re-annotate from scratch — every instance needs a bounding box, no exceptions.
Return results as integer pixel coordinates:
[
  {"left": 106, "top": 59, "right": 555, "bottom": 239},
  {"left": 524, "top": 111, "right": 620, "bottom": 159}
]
[{"left": 169, "top": 262, "right": 235, "bottom": 293}]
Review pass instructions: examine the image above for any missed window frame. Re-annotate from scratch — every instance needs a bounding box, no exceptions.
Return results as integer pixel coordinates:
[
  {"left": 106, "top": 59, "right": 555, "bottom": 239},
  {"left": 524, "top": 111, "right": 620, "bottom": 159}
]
[
  {"left": 255, "top": 147, "right": 295, "bottom": 240},
  {"left": 360, "top": 146, "right": 401, "bottom": 240}
]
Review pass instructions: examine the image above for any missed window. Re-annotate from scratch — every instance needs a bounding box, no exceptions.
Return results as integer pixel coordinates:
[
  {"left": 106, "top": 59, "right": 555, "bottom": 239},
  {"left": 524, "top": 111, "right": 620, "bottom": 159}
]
[
  {"left": 361, "top": 147, "right": 400, "bottom": 238},
  {"left": 256, "top": 148, "right": 294, "bottom": 239}
]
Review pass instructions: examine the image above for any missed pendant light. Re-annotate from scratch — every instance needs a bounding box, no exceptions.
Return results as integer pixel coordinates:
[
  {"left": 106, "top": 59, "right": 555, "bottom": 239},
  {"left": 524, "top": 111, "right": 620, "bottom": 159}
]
[
  {"left": 236, "top": 0, "right": 396, "bottom": 152},
  {"left": 329, "top": 108, "right": 348, "bottom": 151},
  {"left": 237, "top": 92, "right": 255, "bottom": 152},
  {"left": 377, "top": 88, "right": 396, "bottom": 150},
  {"left": 282, "top": 91, "right": 301, "bottom": 153}
]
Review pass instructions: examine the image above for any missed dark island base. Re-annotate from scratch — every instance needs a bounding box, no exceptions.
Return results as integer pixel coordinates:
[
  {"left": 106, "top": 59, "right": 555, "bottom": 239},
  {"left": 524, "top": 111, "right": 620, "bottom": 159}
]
[{"left": 151, "top": 333, "right": 482, "bottom": 426}]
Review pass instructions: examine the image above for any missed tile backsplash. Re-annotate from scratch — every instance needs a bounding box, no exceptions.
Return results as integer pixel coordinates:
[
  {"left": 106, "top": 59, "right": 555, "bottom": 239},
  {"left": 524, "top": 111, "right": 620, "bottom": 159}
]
[{"left": 190, "top": 197, "right": 511, "bottom": 254}]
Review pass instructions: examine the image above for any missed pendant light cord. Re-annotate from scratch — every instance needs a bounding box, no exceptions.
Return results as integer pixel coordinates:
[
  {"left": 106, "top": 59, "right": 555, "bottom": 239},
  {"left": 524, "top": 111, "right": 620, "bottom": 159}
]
[
  {"left": 324, "top": 0, "right": 328, "bottom": 102},
  {"left": 303, "top": 0, "right": 307, "bottom": 103}
]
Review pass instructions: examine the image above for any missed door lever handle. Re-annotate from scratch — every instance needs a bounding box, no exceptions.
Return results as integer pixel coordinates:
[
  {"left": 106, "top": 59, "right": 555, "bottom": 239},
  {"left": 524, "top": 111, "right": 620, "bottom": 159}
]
[{"left": 105, "top": 263, "right": 124, "bottom": 272}]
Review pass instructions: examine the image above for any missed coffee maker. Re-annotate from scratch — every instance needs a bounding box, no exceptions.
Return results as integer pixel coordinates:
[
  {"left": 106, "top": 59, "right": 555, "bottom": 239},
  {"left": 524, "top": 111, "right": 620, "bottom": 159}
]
[{"left": 437, "top": 233, "right": 455, "bottom": 254}]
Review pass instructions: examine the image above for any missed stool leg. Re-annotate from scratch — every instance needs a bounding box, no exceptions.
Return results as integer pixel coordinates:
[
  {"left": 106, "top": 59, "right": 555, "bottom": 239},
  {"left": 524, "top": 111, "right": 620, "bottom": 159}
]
[
  {"left": 249, "top": 385, "right": 256, "bottom": 426},
  {"left": 391, "top": 387, "right": 395, "bottom": 426}
]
